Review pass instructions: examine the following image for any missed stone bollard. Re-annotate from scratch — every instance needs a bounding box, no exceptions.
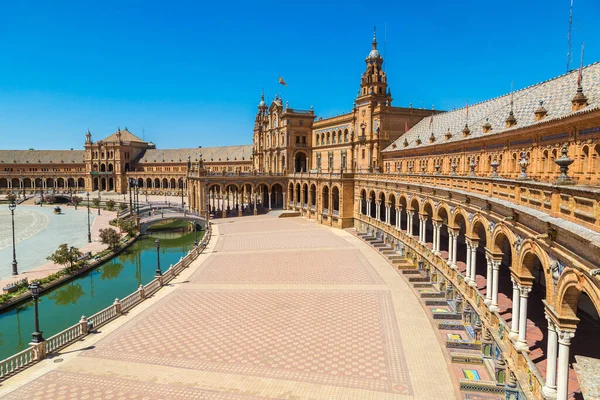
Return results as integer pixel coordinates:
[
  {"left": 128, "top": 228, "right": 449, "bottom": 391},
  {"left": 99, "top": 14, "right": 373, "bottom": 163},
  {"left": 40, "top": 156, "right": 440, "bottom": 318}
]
[
  {"left": 138, "top": 284, "right": 145, "bottom": 299},
  {"left": 80, "top": 315, "right": 89, "bottom": 335},
  {"left": 113, "top": 298, "right": 122, "bottom": 315}
]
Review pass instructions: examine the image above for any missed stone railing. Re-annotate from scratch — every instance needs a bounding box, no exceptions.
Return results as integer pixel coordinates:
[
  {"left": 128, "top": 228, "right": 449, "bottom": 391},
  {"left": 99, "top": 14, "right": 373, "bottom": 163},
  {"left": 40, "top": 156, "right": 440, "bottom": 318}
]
[
  {"left": 356, "top": 214, "right": 544, "bottom": 398},
  {"left": 0, "top": 223, "right": 212, "bottom": 381},
  {"left": 357, "top": 172, "right": 600, "bottom": 232},
  {"left": 0, "top": 348, "right": 35, "bottom": 380}
]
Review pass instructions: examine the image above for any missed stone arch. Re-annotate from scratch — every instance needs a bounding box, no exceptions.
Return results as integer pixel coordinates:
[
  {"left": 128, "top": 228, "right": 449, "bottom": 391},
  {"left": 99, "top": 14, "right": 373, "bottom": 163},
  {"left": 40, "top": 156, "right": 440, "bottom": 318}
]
[
  {"left": 321, "top": 184, "right": 330, "bottom": 211},
  {"left": 554, "top": 269, "right": 600, "bottom": 320},
  {"left": 490, "top": 224, "right": 517, "bottom": 258},
  {"left": 468, "top": 214, "right": 490, "bottom": 243},
  {"left": 516, "top": 240, "right": 551, "bottom": 281},
  {"left": 449, "top": 207, "right": 469, "bottom": 230},
  {"left": 435, "top": 203, "right": 451, "bottom": 223},
  {"left": 422, "top": 199, "right": 435, "bottom": 217},
  {"left": 409, "top": 196, "right": 420, "bottom": 212}
]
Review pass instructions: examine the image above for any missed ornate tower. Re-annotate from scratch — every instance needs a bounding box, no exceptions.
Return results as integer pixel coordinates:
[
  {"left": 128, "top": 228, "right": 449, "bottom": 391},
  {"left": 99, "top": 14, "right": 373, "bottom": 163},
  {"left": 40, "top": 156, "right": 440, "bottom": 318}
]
[{"left": 357, "top": 27, "right": 391, "bottom": 103}]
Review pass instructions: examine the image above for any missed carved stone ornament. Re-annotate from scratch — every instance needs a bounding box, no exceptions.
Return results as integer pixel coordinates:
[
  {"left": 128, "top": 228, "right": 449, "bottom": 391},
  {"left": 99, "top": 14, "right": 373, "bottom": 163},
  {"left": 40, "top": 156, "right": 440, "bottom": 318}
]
[
  {"left": 514, "top": 235, "right": 524, "bottom": 253},
  {"left": 488, "top": 221, "right": 496, "bottom": 234}
]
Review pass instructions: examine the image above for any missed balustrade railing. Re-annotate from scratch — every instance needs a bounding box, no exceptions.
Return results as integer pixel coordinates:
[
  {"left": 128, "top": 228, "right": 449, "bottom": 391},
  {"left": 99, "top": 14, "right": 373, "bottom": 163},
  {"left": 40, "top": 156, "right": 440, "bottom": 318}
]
[
  {"left": 44, "top": 323, "right": 83, "bottom": 354},
  {"left": 0, "top": 348, "right": 35, "bottom": 379},
  {"left": 0, "top": 223, "right": 213, "bottom": 381},
  {"left": 88, "top": 304, "right": 118, "bottom": 329}
]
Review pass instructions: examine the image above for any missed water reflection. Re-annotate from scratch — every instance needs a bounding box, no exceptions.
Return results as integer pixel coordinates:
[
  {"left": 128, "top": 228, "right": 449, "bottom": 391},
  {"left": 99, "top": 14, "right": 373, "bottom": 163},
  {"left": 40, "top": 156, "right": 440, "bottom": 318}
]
[
  {"left": 0, "top": 229, "right": 197, "bottom": 360},
  {"left": 100, "top": 262, "right": 125, "bottom": 281},
  {"left": 48, "top": 283, "right": 85, "bottom": 306}
]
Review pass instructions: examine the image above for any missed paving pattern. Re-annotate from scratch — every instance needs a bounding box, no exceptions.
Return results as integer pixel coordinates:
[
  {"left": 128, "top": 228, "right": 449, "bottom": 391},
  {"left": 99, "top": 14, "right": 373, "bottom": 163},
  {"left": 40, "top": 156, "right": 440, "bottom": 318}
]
[{"left": 1, "top": 214, "right": 456, "bottom": 400}]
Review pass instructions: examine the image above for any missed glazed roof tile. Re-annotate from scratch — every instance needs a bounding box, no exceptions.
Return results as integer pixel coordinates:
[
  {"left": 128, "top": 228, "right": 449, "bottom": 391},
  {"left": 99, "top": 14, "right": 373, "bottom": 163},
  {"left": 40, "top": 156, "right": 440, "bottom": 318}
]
[
  {"left": 138, "top": 145, "right": 253, "bottom": 164},
  {"left": 101, "top": 128, "right": 146, "bottom": 143},
  {"left": 0, "top": 150, "right": 85, "bottom": 164},
  {"left": 384, "top": 62, "right": 600, "bottom": 152}
]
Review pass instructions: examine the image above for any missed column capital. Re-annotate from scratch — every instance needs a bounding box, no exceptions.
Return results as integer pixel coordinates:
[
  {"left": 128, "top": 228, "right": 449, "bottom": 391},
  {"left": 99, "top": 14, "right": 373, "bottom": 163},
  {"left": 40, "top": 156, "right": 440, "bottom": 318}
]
[
  {"left": 545, "top": 313, "right": 557, "bottom": 332},
  {"left": 557, "top": 328, "right": 575, "bottom": 345},
  {"left": 518, "top": 284, "right": 532, "bottom": 297}
]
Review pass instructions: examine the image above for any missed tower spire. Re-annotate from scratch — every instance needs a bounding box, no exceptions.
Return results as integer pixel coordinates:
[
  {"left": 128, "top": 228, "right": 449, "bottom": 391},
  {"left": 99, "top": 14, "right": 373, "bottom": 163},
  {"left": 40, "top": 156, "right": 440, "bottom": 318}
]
[{"left": 372, "top": 26, "right": 377, "bottom": 48}]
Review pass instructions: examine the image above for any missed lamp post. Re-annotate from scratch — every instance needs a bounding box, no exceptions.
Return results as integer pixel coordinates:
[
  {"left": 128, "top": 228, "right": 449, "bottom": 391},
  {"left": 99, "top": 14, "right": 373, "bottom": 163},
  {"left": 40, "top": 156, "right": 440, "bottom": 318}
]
[
  {"left": 39, "top": 178, "right": 43, "bottom": 207},
  {"left": 155, "top": 239, "right": 162, "bottom": 276},
  {"left": 86, "top": 192, "right": 91, "bottom": 243},
  {"left": 128, "top": 179, "right": 133, "bottom": 214},
  {"left": 194, "top": 222, "right": 198, "bottom": 246},
  {"left": 29, "top": 282, "right": 44, "bottom": 343},
  {"left": 181, "top": 186, "right": 184, "bottom": 209},
  {"left": 98, "top": 188, "right": 101, "bottom": 216},
  {"left": 9, "top": 200, "right": 18, "bottom": 275}
]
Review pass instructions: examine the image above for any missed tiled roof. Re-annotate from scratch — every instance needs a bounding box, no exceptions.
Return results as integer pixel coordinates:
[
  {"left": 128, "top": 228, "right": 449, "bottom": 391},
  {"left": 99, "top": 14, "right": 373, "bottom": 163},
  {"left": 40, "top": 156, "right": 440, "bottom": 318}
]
[
  {"left": 101, "top": 128, "right": 146, "bottom": 143},
  {"left": 138, "top": 145, "right": 253, "bottom": 164},
  {"left": 0, "top": 150, "right": 85, "bottom": 164},
  {"left": 384, "top": 62, "right": 600, "bottom": 152}
]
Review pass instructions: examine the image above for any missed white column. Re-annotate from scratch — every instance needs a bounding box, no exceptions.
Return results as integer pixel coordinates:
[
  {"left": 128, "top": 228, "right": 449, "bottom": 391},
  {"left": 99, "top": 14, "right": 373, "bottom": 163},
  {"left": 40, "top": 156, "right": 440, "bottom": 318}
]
[
  {"left": 268, "top": 192, "right": 272, "bottom": 210},
  {"left": 386, "top": 205, "right": 390, "bottom": 225},
  {"left": 395, "top": 208, "right": 400, "bottom": 229},
  {"left": 398, "top": 207, "right": 403, "bottom": 230},
  {"left": 515, "top": 285, "right": 532, "bottom": 351},
  {"left": 282, "top": 192, "right": 286, "bottom": 210},
  {"left": 452, "top": 232, "right": 458, "bottom": 268},
  {"left": 420, "top": 217, "right": 426, "bottom": 243},
  {"left": 490, "top": 260, "right": 500, "bottom": 312},
  {"left": 543, "top": 316, "right": 558, "bottom": 398},
  {"left": 465, "top": 241, "right": 472, "bottom": 283},
  {"left": 407, "top": 213, "right": 413, "bottom": 236},
  {"left": 484, "top": 256, "right": 493, "bottom": 305},
  {"left": 432, "top": 223, "right": 439, "bottom": 253},
  {"left": 447, "top": 231, "right": 454, "bottom": 266},
  {"left": 509, "top": 277, "right": 520, "bottom": 340},
  {"left": 469, "top": 243, "right": 477, "bottom": 287},
  {"left": 359, "top": 198, "right": 363, "bottom": 214},
  {"left": 556, "top": 328, "right": 575, "bottom": 400},
  {"left": 375, "top": 201, "right": 380, "bottom": 220}
]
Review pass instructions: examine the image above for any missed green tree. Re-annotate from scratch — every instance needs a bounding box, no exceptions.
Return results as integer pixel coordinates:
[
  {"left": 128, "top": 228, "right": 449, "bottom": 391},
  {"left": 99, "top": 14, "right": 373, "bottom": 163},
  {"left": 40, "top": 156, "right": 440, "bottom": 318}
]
[
  {"left": 118, "top": 202, "right": 127, "bottom": 211},
  {"left": 47, "top": 244, "right": 83, "bottom": 273},
  {"left": 106, "top": 199, "right": 115, "bottom": 211},
  {"left": 71, "top": 195, "right": 82, "bottom": 210},
  {"left": 119, "top": 218, "right": 138, "bottom": 237},
  {"left": 99, "top": 227, "right": 120, "bottom": 251},
  {"left": 92, "top": 198, "right": 100, "bottom": 208}
]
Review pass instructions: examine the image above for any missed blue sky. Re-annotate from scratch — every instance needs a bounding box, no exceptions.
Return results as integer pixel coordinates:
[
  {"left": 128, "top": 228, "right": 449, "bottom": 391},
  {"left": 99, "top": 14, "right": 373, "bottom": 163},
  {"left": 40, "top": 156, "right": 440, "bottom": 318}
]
[{"left": 0, "top": 0, "right": 598, "bottom": 150}]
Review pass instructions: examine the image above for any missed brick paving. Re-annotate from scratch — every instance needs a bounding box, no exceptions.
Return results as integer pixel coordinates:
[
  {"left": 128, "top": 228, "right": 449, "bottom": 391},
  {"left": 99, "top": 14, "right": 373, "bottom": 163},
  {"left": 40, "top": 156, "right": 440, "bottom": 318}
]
[{"left": 0, "top": 214, "right": 456, "bottom": 400}]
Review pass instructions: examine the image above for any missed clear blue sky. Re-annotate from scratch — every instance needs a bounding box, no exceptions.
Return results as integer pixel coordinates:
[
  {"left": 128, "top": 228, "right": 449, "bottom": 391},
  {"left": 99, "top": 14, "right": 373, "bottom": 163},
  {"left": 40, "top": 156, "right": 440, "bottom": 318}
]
[{"left": 0, "top": 0, "right": 598, "bottom": 150}]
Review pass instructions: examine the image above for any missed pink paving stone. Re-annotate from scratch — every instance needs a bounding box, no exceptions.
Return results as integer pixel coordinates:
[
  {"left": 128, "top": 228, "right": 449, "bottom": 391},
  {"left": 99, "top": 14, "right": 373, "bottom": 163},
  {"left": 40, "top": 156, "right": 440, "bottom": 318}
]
[
  {"left": 81, "top": 289, "right": 412, "bottom": 395},
  {"left": 1, "top": 370, "right": 275, "bottom": 400},
  {"left": 214, "top": 229, "right": 351, "bottom": 253},
  {"left": 190, "top": 249, "right": 385, "bottom": 285}
]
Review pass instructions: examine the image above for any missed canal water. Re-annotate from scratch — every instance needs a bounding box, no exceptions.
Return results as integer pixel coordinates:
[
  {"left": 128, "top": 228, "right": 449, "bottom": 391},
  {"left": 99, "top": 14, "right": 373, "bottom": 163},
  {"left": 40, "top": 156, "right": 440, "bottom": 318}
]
[{"left": 0, "top": 228, "right": 200, "bottom": 360}]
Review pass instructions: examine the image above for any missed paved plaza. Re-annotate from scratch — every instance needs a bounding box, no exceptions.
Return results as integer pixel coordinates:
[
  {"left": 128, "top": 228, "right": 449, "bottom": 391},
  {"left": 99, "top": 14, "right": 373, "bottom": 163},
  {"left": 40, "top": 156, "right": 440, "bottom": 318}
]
[
  {"left": 0, "top": 205, "right": 104, "bottom": 280},
  {"left": 0, "top": 215, "right": 456, "bottom": 399}
]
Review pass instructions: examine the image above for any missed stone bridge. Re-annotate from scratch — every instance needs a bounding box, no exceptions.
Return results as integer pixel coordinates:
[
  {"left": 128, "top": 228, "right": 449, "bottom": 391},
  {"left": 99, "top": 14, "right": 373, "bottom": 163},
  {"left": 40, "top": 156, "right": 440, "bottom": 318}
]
[{"left": 138, "top": 208, "right": 206, "bottom": 234}]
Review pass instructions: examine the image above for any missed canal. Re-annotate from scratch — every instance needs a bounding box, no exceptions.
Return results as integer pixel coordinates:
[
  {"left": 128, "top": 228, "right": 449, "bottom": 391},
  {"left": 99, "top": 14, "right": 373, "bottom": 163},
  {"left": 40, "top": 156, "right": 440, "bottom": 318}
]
[{"left": 0, "top": 227, "right": 200, "bottom": 361}]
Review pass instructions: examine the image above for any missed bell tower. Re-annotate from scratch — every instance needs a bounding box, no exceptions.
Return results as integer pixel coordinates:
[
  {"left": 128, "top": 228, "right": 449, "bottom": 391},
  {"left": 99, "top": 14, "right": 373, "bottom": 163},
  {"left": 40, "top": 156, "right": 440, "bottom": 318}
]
[{"left": 357, "top": 27, "right": 390, "bottom": 102}]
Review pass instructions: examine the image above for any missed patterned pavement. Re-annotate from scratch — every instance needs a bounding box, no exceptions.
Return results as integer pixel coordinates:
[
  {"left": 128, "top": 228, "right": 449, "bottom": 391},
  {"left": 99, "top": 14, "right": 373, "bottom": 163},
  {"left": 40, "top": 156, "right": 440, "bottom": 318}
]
[{"left": 0, "top": 214, "right": 456, "bottom": 400}]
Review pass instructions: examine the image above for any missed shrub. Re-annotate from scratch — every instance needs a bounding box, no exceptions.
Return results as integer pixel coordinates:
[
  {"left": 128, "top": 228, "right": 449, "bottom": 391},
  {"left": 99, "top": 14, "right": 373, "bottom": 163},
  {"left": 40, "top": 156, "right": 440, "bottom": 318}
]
[
  {"left": 99, "top": 227, "right": 120, "bottom": 251},
  {"left": 106, "top": 199, "right": 115, "bottom": 211}
]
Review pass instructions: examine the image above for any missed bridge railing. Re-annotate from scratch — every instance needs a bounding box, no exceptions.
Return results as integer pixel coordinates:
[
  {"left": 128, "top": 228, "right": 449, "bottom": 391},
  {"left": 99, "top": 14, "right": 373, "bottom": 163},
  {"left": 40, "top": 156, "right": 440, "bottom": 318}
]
[{"left": 0, "top": 223, "right": 213, "bottom": 381}]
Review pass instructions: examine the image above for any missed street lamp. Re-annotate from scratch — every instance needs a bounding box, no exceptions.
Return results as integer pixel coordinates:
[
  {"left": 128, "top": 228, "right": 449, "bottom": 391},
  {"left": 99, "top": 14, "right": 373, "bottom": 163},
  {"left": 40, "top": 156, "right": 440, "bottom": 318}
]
[
  {"left": 98, "top": 188, "right": 101, "bottom": 216},
  {"left": 128, "top": 179, "right": 133, "bottom": 214},
  {"left": 155, "top": 239, "right": 162, "bottom": 276},
  {"left": 29, "top": 282, "right": 44, "bottom": 343},
  {"left": 86, "top": 192, "right": 91, "bottom": 243},
  {"left": 194, "top": 222, "right": 198, "bottom": 246},
  {"left": 9, "top": 200, "right": 18, "bottom": 275},
  {"left": 39, "top": 178, "right": 43, "bottom": 207}
]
